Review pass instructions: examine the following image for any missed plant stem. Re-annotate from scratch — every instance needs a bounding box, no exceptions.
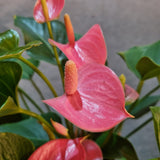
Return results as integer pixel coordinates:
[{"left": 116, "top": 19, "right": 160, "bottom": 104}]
[
  {"left": 125, "top": 117, "right": 153, "bottom": 138},
  {"left": 41, "top": 0, "right": 64, "bottom": 87},
  {"left": 19, "top": 108, "right": 56, "bottom": 139},
  {"left": 18, "top": 56, "right": 58, "bottom": 97},
  {"left": 31, "top": 79, "right": 51, "bottom": 112},
  {"left": 18, "top": 87, "right": 44, "bottom": 114},
  {"left": 136, "top": 80, "right": 144, "bottom": 94}
]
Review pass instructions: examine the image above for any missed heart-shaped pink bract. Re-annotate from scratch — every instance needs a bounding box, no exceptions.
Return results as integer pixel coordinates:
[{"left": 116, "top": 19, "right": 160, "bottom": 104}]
[
  {"left": 44, "top": 62, "right": 132, "bottom": 132},
  {"left": 33, "top": 0, "right": 65, "bottom": 23},
  {"left": 28, "top": 138, "right": 103, "bottom": 160},
  {"left": 49, "top": 14, "right": 107, "bottom": 68}
]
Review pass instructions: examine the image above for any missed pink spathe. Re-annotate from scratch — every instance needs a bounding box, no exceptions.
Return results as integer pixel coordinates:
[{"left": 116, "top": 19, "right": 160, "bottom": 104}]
[
  {"left": 44, "top": 63, "right": 132, "bottom": 132},
  {"left": 28, "top": 138, "right": 103, "bottom": 160},
  {"left": 33, "top": 0, "right": 65, "bottom": 23}
]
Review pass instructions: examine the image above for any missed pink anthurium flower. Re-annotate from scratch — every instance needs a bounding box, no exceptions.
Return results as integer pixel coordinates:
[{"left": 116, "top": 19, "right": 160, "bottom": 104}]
[
  {"left": 44, "top": 60, "right": 133, "bottom": 132},
  {"left": 33, "top": 0, "right": 65, "bottom": 23},
  {"left": 28, "top": 138, "right": 103, "bottom": 160},
  {"left": 48, "top": 14, "right": 107, "bottom": 68},
  {"left": 125, "top": 84, "right": 139, "bottom": 105}
]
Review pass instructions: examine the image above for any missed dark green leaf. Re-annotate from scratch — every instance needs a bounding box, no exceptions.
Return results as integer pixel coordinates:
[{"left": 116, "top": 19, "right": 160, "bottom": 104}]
[
  {"left": 0, "top": 117, "right": 49, "bottom": 148},
  {"left": 100, "top": 133, "right": 138, "bottom": 160},
  {"left": 14, "top": 16, "right": 67, "bottom": 64},
  {"left": 0, "top": 132, "right": 34, "bottom": 160},
  {"left": 150, "top": 106, "right": 160, "bottom": 152},
  {"left": 0, "top": 62, "right": 22, "bottom": 105},
  {"left": 127, "top": 95, "right": 160, "bottom": 118},
  {"left": 0, "top": 29, "right": 19, "bottom": 53},
  {"left": 118, "top": 41, "right": 160, "bottom": 80}
]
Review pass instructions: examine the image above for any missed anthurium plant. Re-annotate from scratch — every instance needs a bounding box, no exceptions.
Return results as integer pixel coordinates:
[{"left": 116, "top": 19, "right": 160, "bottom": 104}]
[{"left": 0, "top": 0, "right": 160, "bottom": 159}]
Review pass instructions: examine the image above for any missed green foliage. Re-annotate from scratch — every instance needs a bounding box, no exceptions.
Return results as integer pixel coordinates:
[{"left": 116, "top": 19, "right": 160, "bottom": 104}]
[
  {"left": 0, "top": 132, "right": 34, "bottom": 160},
  {"left": 14, "top": 16, "right": 68, "bottom": 64},
  {"left": 96, "top": 132, "right": 138, "bottom": 160},
  {"left": 118, "top": 41, "right": 160, "bottom": 80},
  {"left": 150, "top": 106, "right": 160, "bottom": 152},
  {"left": 0, "top": 117, "right": 49, "bottom": 148},
  {"left": 0, "top": 62, "right": 22, "bottom": 105},
  {"left": 127, "top": 95, "right": 160, "bottom": 118}
]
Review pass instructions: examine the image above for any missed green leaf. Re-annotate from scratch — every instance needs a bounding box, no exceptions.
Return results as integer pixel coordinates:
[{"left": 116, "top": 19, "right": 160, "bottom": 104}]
[
  {"left": 0, "top": 97, "right": 20, "bottom": 118},
  {"left": 0, "top": 117, "right": 49, "bottom": 148},
  {"left": 127, "top": 95, "right": 160, "bottom": 118},
  {"left": 148, "top": 158, "right": 160, "bottom": 160},
  {"left": 0, "top": 62, "right": 22, "bottom": 105},
  {"left": 150, "top": 106, "right": 160, "bottom": 152},
  {"left": 118, "top": 41, "right": 160, "bottom": 80},
  {"left": 0, "top": 29, "right": 19, "bottom": 53},
  {"left": 14, "top": 16, "right": 67, "bottom": 64},
  {"left": 0, "top": 132, "right": 34, "bottom": 160},
  {"left": 99, "top": 133, "right": 138, "bottom": 160}
]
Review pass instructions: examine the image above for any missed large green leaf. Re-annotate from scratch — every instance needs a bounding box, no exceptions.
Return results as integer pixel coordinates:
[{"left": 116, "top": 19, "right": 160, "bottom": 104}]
[
  {"left": 0, "top": 132, "right": 34, "bottom": 160},
  {"left": 0, "top": 29, "right": 19, "bottom": 53},
  {"left": 0, "top": 62, "right": 22, "bottom": 105},
  {"left": 14, "top": 16, "right": 68, "bottom": 64},
  {"left": 0, "top": 29, "right": 41, "bottom": 59},
  {"left": 127, "top": 95, "right": 160, "bottom": 118},
  {"left": 150, "top": 106, "right": 160, "bottom": 152},
  {"left": 0, "top": 117, "right": 49, "bottom": 148},
  {"left": 118, "top": 41, "right": 160, "bottom": 80},
  {"left": 96, "top": 133, "right": 138, "bottom": 160}
]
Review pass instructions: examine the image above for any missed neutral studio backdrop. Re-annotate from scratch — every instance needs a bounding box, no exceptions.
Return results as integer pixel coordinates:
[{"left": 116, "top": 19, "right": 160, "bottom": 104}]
[{"left": 0, "top": 0, "right": 160, "bottom": 159}]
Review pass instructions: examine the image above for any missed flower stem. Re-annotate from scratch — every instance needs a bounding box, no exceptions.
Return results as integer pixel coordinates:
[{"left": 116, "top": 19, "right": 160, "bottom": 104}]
[
  {"left": 18, "top": 56, "right": 58, "bottom": 97},
  {"left": 41, "top": 0, "right": 64, "bottom": 87},
  {"left": 125, "top": 117, "right": 152, "bottom": 138},
  {"left": 18, "top": 87, "right": 44, "bottom": 114},
  {"left": 19, "top": 108, "right": 56, "bottom": 139},
  {"left": 136, "top": 80, "right": 144, "bottom": 94}
]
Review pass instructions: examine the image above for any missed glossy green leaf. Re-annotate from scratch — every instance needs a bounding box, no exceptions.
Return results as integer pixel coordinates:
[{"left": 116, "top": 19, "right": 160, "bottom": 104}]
[
  {"left": 0, "top": 117, "right": 49, "bottom": 148},
  {"left": 98, "top": 133, "right": 138, "bottom": 160},
  {"left": 0, "top": 132, "right": 34, "bottom": 160},
  {"left": 0, "top": 62, "right": 22, "bottom": 105},
  {"left": 118, "top": 41, "right": 160, "bottom": 80},
  {"left": 127, "top": 95, "right": 160, "bottom": 118},
  {"left": 14, "top": 16, "right": 67, "bottom": 64},
  {"left": 0, "top": 97, "right": 21, "bottom": 118},
  {"left": 150, "top": 106, "right": 160, "bottom": 152},
  {"left": 0, "top": 29, "right": 19, "bottom": 53}
]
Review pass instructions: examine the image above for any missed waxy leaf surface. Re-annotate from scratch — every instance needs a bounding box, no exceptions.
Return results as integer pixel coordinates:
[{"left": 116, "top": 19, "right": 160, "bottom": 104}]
[
  {"left": 14, "top": 16, "right": 67, "bottom": 64},
  {"left": 0, "top": 132, "right": 34, "bottom": 160},
  {"left": 118, "top": 41, "right": 160, "bottom": 80},
  {"left": 44, "top": 63, "right": 131, "bottom": 132}
]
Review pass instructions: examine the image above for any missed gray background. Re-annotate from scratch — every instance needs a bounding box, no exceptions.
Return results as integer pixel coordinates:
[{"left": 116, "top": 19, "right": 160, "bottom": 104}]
[{"left": 0, "top": 0, "right": 160, "bottom": 159}]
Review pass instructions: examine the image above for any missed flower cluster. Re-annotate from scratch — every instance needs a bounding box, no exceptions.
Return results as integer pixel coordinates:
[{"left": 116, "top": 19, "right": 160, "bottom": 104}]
[{"left": 29, "top": 0, "right": 135, "bottom": 159}]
